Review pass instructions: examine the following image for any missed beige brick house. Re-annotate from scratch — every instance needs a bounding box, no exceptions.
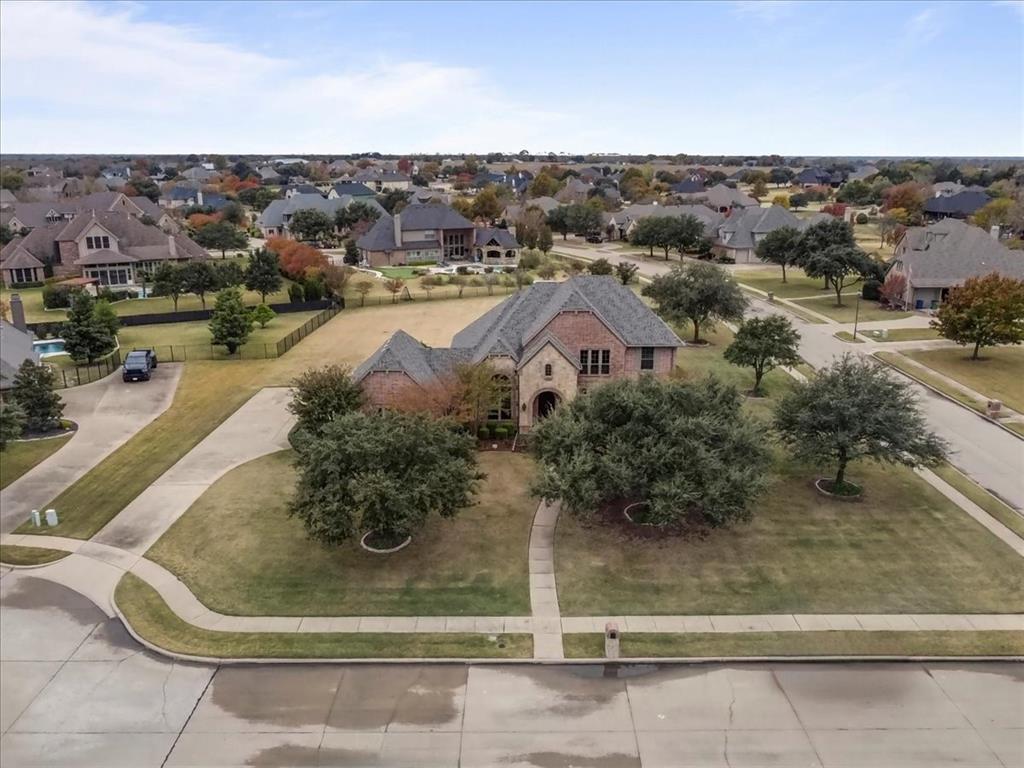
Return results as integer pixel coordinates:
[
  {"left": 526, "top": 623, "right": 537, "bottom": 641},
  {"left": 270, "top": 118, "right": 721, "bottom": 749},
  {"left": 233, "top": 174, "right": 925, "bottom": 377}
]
[{"left": 354, "top": 276, "right": 683, "bottom": 431}]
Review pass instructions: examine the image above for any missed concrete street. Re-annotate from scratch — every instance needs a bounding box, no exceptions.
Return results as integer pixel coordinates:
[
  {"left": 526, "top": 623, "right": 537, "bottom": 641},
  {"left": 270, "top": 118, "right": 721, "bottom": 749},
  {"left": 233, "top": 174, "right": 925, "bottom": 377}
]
[
  {"left": 2, "top": 569, "right": 1021, "bottom": 767},
  {"left": 555, "top": 242, "right": 1024, "bottom": 511},
  {"left": 0, "top": 364, "right": 183, "bottom": 535}
]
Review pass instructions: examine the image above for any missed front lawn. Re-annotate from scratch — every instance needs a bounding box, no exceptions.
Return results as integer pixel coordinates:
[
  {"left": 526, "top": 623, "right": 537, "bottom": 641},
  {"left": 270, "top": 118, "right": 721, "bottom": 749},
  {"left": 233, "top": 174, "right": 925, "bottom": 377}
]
[
  {"left": 0, "top": 545, "right": 69, "bottom": 566},
  {"left": 861, "top": 327, "right": 941, "bottom": 342},
  {"left": 116, "top": 574, "right": 532, "bottom": 659},
  {"left": 0, "top": 435, "right": 72, "bottom": 489},
  {"left": 792, "top": 295, "right": 912, "bottom": 323},
  {"left": 904, "top": 347, "right": 1024, "bottom": 414},
  {"left": 563, "top": 631, "right": 1024, "bottom": 659},
  {"left": 732, "top": 268, "right": 830, "bottom": 299},
  {"left": 554, "top": 457, "right": 1024, "bottom": 616},
  {"left": 146, "top": 450, "right": 536, "bottom": 616}
]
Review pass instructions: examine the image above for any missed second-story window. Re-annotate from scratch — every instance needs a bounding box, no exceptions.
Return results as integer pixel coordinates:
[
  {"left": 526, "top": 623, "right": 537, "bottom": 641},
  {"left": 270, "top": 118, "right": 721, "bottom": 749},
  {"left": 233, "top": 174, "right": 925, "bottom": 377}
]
[
  {"left": 640, "top": 347, "right": 655, "bottom": 370},
  {"left": 579, "top": 349, "right": 610, "bottom": 375},
  {"left": 86, "top": 235, "right": 110, "bottom": 250}
]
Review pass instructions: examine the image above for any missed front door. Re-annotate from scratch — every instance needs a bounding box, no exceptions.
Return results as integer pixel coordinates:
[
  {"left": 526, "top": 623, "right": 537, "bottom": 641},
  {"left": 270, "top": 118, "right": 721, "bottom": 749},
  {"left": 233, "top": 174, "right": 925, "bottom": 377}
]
[{"left": 535, "top": 391, "right": 561, "bottom": 420}]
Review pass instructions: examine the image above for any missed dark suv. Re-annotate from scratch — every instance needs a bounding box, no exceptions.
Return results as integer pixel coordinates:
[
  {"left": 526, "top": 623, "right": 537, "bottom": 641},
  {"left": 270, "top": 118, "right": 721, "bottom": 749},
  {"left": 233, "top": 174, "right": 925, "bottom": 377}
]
[{"left": 122, "top": 349, "right": 158, "bottom": 382}]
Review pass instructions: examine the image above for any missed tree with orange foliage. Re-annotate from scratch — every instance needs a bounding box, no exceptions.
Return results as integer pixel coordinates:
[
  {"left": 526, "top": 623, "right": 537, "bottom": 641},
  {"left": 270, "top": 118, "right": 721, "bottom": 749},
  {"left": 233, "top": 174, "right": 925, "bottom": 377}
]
[
  {"left": 882, "top": 182, "right": 927, "bottom": 222},
  {"left": 188, "top": 212, "right": 221, "bottom": 230},
  {"left": 266, "top": 236, "right": 328, "bottom": 280}
]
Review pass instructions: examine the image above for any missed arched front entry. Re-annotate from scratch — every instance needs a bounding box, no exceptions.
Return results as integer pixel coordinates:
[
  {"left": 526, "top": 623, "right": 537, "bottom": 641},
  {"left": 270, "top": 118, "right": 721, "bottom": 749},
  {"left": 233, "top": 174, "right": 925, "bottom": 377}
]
[{"left": 534, "top": 390, "right": 561, "bottom": 420}]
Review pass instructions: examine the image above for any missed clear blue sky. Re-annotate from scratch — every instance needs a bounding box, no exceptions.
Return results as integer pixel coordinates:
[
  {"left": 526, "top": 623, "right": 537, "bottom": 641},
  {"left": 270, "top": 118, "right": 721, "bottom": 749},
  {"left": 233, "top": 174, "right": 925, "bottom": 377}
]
[{"left": 1, "top": 0, "right": 1021, "bottom": 155}]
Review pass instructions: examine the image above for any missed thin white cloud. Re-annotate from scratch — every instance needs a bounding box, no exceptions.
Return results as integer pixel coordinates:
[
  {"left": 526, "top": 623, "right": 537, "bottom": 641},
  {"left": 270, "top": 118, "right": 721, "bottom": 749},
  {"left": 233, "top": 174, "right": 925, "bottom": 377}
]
[
  {"left": 905, "top": 7, "right": 945, "bottom": 43},
  {"left": 730, "top": 1, "right": 797, "bottom": 22},
  {"left": 0, "top": 1, "right": 570, "bottom": 153}
]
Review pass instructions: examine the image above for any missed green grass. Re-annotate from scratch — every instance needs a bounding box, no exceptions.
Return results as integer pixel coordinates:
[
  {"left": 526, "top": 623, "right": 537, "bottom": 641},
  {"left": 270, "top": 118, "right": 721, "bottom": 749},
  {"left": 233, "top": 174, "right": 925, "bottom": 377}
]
[
  {"left": 555, "top": 457, "right": 1024, "bottom": 616},
  {"left": 376, "top": 266, "right": 433, "bottom": 280},
  {"left": 117, "top": 311, "right": 320, "bottom": 357},
  {"left": 861, "top": 327, "right": 941, "bottom": 342},
  {"left": 732, "top": 268, "right": 830, "bottom": 299},
  {"left": 0, "top": 435, "right": 72, "bottom": 489},
  {"left": 563, "top": 631, "right": 1024, "bottom": 658},
  {"left": 875, "top": 352, "right": 989, "bottom": 414},
  {"left": 833, "top": 331, "right": 864, "bottom": 343},
  {"left": 0, "top": 545, "right": 70, "bottom": 566},
  {"left": 116, "top": 574, "right": 532, "bottom": 659},
  {"left": 792, "top": 295, "right": 912, "bottom": 323},
  {"left": 148, "top": 451, "right": 535, "bottom": 616},
  {"left": 904, "top": 347, "right": 1024, "bottom": 414},
  {"left": 932, "top": 463, "right": 1024, "bottom": 539}
]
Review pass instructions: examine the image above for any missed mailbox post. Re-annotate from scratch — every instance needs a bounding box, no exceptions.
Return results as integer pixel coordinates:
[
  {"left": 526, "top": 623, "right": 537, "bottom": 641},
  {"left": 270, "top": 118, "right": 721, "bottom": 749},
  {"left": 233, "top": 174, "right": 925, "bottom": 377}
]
[{"left": 604, "top": 621, "right": 620, "bottom": 659}]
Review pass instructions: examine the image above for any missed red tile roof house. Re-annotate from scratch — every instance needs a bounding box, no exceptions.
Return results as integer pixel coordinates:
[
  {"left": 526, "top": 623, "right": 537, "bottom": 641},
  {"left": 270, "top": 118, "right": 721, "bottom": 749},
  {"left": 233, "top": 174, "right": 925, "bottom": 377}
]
[
  {"left": 356, "top": 203, "right": 521, "bottom": 268},
  {"left": 0, "top": 210, "right": 208, "bottom": 290},
  {"left": 354, "top": 276, "right": 683, "bottom": 432}
]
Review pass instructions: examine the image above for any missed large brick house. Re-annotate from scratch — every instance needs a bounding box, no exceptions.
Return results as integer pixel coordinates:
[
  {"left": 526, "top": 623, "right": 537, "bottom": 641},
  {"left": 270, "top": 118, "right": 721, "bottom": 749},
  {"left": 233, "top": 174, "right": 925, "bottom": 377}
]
[
  {"left": 0, "top": 210, "right": 208, "bottom": 289},
  {"left": 354, "top": 276, "right": 683, "bottom": 431}
]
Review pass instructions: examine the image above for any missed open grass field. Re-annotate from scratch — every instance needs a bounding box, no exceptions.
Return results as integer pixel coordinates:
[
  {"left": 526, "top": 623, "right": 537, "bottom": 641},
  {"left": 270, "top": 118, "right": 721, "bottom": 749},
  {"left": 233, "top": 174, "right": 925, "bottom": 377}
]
[
  {"left": 117, "top": 310, "right": 321, "bottom": 353},
  {"left": 0, "top": 545, "right": 69, "bottom": 566},
  {"left": 563, "top": 631, "right": 1024, "bottom": 659},
  {"left": 732, "top": 268, "right": 829, "bottom": 300},
  {"left": 116, "top": 574, "right": 532, "bottom": 659},
  {"left": 931, "top": 463, "right": 1024, "bottom": 538},
  {"left": 904, "top": 346, "right": 1024, "bottom": 414},
  {"left": 792, "top": 295, "right": 912, "bottom": 323},
  {"left": 0, "top": 435, "right": 72, "bottom": 490},
  {"left": 147, "top": 451, "right": 536, "bottom": 616},
  {"left": 25, "top": 296, "right": 507, "bottom": 539}
]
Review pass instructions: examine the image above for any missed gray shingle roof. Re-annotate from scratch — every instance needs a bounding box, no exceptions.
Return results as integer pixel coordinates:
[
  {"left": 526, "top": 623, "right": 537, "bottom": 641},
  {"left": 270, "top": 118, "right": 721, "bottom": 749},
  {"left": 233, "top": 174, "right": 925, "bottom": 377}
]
[
  {"left": 475, "top": 227, "right": 519, "bottom": 249},
  {"left": 718, "top": 205, "right": 802, "bottom": 250},
  {"left": 259, "top": 194, "right": 384, "bottom": 229},
  {"left": 352, "top": 329, "right": 471, "bottom": 386},
  {"left": 923, "top": 190, "right": 990, "bottom": 217},
  {"left": 894, "top": 219, "right": 1024, "bottom": 288}
]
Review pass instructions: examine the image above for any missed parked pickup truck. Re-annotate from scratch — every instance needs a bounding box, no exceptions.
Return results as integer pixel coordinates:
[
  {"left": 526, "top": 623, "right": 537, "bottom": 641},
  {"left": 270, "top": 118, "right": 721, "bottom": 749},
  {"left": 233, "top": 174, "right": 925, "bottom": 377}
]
[{"left": 122, "top": 349, "right": 158, "bottom": 382}]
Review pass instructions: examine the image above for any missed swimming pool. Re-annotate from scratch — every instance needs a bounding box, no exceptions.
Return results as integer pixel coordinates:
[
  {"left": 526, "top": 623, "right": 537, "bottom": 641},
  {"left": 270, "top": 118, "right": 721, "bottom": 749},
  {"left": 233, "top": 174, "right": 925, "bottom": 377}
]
[{"left": 33, "top": 339, "right": 67, "bottom": 358}]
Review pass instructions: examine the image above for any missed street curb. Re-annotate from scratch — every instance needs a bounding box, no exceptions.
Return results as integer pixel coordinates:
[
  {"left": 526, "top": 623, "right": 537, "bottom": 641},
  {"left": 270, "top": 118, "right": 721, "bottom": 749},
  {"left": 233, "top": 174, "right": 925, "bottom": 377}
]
[{"left": 872, "top": 352, "right": 1024, "bottom": 442}]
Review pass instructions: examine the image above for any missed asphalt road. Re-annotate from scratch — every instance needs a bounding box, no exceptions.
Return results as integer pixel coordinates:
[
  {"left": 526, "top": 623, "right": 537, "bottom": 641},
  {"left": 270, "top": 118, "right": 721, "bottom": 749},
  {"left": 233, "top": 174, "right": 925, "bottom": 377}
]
[
  {"left": 556, "top": 242, "right": 1024, "bottom": 511},
  {"left": 1, "top": 570, "right": 1020, "bottom": 767}
]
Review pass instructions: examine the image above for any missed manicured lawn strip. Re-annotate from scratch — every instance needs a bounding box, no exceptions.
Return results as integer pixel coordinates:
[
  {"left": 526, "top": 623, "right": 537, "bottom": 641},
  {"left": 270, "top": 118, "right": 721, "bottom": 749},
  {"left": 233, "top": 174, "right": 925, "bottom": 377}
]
[
  {"left": 932, "top": 463, "right": 1024, "bottom": 539},
  {"left": 875, "top": 351, "right": 988, "bottom": 413},
  {"left": 116, "top": 574, "right": 532, "bottom": 659},
  {"left": 0, "top": 435, "right": 72, "bottom": 490},
  {"left": 904, "top": 347, "right": 1024, "bottom": 415},
  {"left": 732, "top": 269, "right": 830, "bottom": 300},
  {"left": 792, "top": 295, "right": 912, "bottom": 323},
  {"left": 833, "top": 331, "right": 863, "bottom": 343},
  {"left": 20, "top": 361, "right": 273, "bottom": 539},
  {"left": 117, "top": 311, "right": 320, "bottom": 357},
  {"left": 555, "top": 457, "right": 1024, "bottom": 616},
  {"left": 761, "top": 298, "right": 828, "bottom": 325},
  {"left": 1007, "top": 422, "right": 1024, "bottom": 437},
  {"left": 147, "top": 451, "right": 535, "bottom": 616},
  {"left": 0, "top": 545, "right": 70, "bottom": 566},
  {"left": 861, "top": 327, "right": 941, "bottom": 342},
  {"left": 563, "top": 631, "right": 1024, "bottom": 658}
]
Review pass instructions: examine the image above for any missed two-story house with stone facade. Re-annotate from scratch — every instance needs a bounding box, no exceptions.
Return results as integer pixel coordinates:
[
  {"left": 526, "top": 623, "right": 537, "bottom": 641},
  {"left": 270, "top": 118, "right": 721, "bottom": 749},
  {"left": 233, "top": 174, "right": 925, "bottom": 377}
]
[
  {"left": 354, "top": 276, "right": 683, "bottom": 431},
  {"left": 0, "top": 210, "right": 207, "bottom": 289},
  {"left": 356, "top": 203, "right": 521, "bottom": 268}
]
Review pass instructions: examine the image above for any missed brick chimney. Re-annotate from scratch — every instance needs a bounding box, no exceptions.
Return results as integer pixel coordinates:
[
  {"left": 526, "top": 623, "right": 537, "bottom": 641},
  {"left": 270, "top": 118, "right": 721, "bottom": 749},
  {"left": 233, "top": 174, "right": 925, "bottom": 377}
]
[
  {"left": 9, "top": 293, "right": 27, "bottom": 331},
  {"left": 392, "top": 212, "right": 402, "bottom": 248}
]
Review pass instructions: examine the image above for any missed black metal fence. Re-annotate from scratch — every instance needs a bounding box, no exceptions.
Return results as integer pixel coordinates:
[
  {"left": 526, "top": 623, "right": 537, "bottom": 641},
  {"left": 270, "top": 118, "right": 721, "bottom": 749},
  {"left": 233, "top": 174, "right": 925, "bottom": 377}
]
[{"left": 49, "top": 349, "right": 122, "bottom": 389}]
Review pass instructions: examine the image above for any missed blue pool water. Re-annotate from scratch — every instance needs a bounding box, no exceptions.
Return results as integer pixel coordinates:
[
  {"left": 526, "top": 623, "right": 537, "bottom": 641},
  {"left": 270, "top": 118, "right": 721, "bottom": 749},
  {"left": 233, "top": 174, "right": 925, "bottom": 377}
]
[{"left": 33, "top": 339, "right": 67, "bottom": 357}]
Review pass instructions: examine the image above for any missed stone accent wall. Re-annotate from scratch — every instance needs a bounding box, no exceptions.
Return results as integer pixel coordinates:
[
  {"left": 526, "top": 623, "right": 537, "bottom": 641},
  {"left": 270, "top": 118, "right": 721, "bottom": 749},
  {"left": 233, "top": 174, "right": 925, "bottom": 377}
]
[
  {"left": 518, "top": 343, "right": 579, "bottom": 432},
  {"left": 54, "top": 240, "right": 80, "bottom": 277}
]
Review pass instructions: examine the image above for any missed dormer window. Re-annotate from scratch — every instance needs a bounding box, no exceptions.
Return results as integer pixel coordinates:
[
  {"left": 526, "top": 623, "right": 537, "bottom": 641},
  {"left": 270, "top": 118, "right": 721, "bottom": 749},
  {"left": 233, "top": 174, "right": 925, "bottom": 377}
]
[{"left": 86, "top": 235, "right": 111, "bottom": 250}]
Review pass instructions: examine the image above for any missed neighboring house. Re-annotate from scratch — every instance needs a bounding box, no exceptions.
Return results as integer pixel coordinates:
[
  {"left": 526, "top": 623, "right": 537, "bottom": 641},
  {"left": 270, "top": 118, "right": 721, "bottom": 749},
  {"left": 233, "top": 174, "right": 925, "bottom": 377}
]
[
  {"left": 256, "top": 193, "right": 385, "bottom": 238},
  {"left": 931, "top": 182, "right": 965, "bottom": 198},
  {"left": 356, "top": 203, "right": 520, "bottom": 267},
  {"left": 503, "top": 196, "right": 561, "bottom": 223},
  {"left": 847, "top": 164, "right": 879, "bottom": 182},
  {"left": 258, "top": 166, "right": 283, "bottom": 184},
  {"left": 603, "top": 204, "right": 723, "bottom": 242},
  {"left": 794, "top": 167, "right": 831, "bottom": 187},
  {"left": 923, "top": 190, "right": 990, "bottom": 220},
  {"left": 128, "top": 196, "right": 180, "bottom": 232},
  {"left": 674, "top": 183, "right": 758, "bottom": 213},
  {"left": 889, "top": 218, "right": 1024, "bottom": 309},
  {"left": 408, "top": 186, "right": 451, "bottom": 205},
  {"left": 327, "top": 181, "right": 377, "bottom": 200},
  {"left": 670, "top": 178, "right": 707, "bottom": 194},
  {"left": 159, "top": 187, "right": 225, "bottom": 210},
  {"left": 0, "top": 210, "right": 208, "bottom": 289},
  {"left": 351, "top": 170, "right": 412, "bottom": 192},
  {"left": 0, "top": 318, "right": 39, "bottom": 389},
  {"left": 0, "top": 189, "right": 18, "bottom": 207},
  {"left": 555, "top": 177, "right": 593, "bottom": 204},
  {"left": 284, "top": 184, "right": 322, "bottom": 198},
  {"left": 354, "top": 276, "right": 683, "bottom": 432},
  {"left": 181, "top": 166, "right": 217, "bottom": 184},
  {"left": 715, "top": 204, "right": 805, "bottom": 264},
  {"left": 2, "top": 192, "right": 155, "bottom": 232}
]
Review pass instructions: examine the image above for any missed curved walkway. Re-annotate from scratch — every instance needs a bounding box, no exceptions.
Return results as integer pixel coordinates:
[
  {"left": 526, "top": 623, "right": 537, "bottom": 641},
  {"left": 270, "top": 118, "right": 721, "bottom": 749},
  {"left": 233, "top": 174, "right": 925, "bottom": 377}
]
[{"left": 0, "top": 364, "right": 183, "bottom": 534}]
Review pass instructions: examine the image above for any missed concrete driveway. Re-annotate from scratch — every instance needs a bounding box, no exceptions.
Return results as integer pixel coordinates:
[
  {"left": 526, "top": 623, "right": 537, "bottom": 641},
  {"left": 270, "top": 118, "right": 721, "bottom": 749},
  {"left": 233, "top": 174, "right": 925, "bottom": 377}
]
[
  {"left": 0, "top": 365, "right": 182, "bottom": 535},
  {"left": 1, "top": 570, "right": 1020, "bottom": 767}
]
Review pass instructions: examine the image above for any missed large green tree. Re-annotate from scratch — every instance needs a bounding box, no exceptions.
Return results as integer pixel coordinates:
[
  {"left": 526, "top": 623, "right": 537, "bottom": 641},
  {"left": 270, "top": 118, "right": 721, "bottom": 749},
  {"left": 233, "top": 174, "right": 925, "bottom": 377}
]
[
  {"left": 10, "top": 360, "right": 63, "bottom": 433},
  {"left": 774, "top": 355, "right": 945, "bottom": 493},
  {"left": 335, "top": 201, "right": 381, "bottom": 231},
  {"left": 194, "top": 221, "right": 248, "bottom": 256},
  {"left": 796, "top": 217, "right": 856, "bottom": 288},
  {"left": 288, "top": 365, "right": 364, "bottom": 436},
  {"left": 547, "top": 207, "right": 570, "bottom": 240},
  {"left": 208, "top": 287, "right": 252, "bottom": 353},
  {"left": 180, "top": 260, "right": 219, "bottom": 309},
  {"left": 0, "top": 400, "right": 25, "bottom": 449},
  {"left": 755, "top": 226, "right": 802, "bottom": 283},
  {"left": 642, "top": 262, "right": 747, "bottom": 343},
  {"left": 724, "top": 315, "right": 801, "bottom": 395},
  {"left": 62, "top": 292, "right": 115, "bottom": 363},
  {"left": 290, "top": 411, "right": 482, "bottom": 545},
  {"left": 802, "top": 244, "right": 879, "bottom": 306},
  {"left": 244, "top": 248, "right": 283, "bottom": 302},
  {"left": 931, "top": 273, "right": 1024, "bottom": 359},
  {"left": 288, "top": 208, "right": 335, "bottom": 242},
  {"left": 152, "top": 262, "right": 185, "bottom": 309},
  {"left": 532, "top": 376, "right": 769, "bottom": 527}
]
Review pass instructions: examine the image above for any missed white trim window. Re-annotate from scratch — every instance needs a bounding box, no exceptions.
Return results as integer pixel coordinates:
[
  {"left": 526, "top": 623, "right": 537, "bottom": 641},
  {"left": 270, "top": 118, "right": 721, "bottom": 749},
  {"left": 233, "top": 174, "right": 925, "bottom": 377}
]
[{"left": 579, "top": 349, "right": 610, "bottom": 375}]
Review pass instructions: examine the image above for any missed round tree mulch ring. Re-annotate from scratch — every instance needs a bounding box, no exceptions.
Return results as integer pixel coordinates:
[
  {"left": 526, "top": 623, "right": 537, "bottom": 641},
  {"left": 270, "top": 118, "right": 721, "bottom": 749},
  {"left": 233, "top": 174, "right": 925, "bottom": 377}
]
[
  {"left": 623, "top": 501, "right": 658, "bottom": 526},
  {"left": 360, "top": 531, "right": 412, "bottom": 554},
  {"left": 681, "top": 339, "right": 711, "bottom": 347},
  {"left": 814, "top": 478, "right": 863, "bottom": 501}
]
